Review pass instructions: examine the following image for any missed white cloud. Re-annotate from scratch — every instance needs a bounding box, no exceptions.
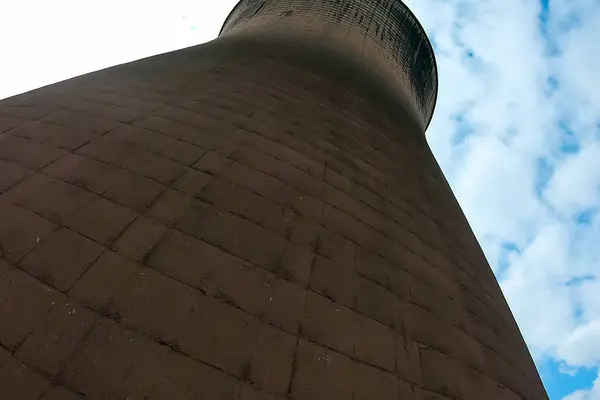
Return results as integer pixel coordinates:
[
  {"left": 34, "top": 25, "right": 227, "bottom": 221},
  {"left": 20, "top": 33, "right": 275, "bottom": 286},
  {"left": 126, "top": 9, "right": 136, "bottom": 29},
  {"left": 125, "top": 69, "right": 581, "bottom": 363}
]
[
  {"left": 559, "top": 363, "right": 580, "bottom": 377},
  {"left": 408, "top": 0, "right": 600, "bottom": 398},
  {"left": 558, "top": 320, "right": 600, "bottom": 368},
  {"left": 545, "top": 142, "right": 600, "bottom": 215},
  {"left": 501, "top": 223, "right": 576, "bottom": 356}
]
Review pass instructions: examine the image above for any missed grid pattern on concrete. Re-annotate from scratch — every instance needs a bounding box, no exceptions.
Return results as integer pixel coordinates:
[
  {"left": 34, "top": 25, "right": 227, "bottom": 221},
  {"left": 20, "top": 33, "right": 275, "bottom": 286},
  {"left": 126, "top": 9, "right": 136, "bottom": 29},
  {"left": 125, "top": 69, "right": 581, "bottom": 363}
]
[
  {"left": 0, "top": 42, "right": 546, "bottom": 399},
  {"left": 221, "top": 0, "right": 437, "bottom": 128}
]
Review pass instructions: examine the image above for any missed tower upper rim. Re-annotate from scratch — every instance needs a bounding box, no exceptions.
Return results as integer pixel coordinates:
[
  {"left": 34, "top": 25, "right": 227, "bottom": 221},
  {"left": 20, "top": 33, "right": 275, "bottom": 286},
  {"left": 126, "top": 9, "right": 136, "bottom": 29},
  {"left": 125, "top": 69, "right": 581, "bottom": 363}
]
[{"left": 218, "top": 0, "right": 439, "bottom": 131}]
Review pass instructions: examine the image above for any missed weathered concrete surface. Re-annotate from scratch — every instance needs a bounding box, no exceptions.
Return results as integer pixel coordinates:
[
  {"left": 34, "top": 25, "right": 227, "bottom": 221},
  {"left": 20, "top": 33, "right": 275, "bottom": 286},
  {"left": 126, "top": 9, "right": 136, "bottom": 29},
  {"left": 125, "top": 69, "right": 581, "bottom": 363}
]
[{"left": 0, "top": 1, "right": 547, "bottom": 399}]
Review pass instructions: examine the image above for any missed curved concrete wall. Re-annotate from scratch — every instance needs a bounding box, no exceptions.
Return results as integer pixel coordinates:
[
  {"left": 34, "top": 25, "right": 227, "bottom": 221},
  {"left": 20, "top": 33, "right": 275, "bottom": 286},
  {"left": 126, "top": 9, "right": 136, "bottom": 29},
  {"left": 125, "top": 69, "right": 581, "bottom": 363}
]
[
  {"left": 220, "top": 0, "right": 438, "bottom": 130},
  {"left": 0, "top": 1, "right": 548, "bottom": 399}
]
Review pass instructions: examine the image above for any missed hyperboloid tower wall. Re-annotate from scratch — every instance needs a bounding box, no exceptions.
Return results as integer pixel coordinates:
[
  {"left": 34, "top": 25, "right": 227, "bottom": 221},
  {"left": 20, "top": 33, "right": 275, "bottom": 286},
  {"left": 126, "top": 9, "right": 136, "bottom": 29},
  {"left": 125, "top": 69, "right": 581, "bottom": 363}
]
[{"left": 0, "top": 0, "right": 548, "bottom": 399}]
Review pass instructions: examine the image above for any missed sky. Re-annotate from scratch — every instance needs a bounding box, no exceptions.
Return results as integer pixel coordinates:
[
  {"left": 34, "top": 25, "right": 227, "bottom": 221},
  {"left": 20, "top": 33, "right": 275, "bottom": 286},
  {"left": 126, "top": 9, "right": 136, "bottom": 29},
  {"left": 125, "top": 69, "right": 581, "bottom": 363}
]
[{"left": 1, "top": 1, "right": 599, "bottom": 399}]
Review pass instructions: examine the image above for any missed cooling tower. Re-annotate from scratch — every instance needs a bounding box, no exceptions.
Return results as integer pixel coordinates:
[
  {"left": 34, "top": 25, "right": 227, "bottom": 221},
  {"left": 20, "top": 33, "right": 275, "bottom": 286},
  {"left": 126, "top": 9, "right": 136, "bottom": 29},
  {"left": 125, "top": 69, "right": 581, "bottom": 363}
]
[{"left": 0, "top": 1, "right": 548, "bottom": 399}]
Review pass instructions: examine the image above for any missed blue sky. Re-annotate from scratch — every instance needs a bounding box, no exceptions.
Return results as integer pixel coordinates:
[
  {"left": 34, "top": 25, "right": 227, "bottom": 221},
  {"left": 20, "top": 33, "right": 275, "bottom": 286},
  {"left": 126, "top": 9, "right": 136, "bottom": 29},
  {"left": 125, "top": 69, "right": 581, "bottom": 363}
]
[
  {"left": 410, "top": 0, "right": 600, "bottom": 398},
  {"left": 1, "top": 1, "right": 599, "bottom": 399}
]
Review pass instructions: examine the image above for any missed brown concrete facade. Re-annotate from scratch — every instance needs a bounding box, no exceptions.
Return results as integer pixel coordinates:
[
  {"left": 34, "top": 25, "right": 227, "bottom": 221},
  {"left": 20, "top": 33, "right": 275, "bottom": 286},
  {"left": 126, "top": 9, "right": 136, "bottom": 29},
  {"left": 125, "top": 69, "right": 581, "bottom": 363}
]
[
  {"left": 220, "top": 0, "right": 438, "bottom": 129},
  {"left": 0, "top": 0, "right": 547, "bottom": 399}
]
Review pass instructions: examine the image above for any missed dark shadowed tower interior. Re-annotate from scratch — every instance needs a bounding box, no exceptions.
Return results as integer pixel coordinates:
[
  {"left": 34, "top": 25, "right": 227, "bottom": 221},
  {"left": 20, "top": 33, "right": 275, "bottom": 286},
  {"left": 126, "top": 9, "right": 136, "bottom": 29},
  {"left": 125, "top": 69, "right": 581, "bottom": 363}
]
[{"left": 0, "top": 0, "right": 549, "bottom": 399}]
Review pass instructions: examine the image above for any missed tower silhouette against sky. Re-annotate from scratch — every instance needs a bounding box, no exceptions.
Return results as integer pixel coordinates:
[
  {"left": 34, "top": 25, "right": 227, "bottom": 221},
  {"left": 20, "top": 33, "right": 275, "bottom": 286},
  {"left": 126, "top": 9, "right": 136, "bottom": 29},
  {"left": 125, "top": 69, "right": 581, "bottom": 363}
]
[{"left": 0, "top": 0, "right": 548, "bottom": 399}]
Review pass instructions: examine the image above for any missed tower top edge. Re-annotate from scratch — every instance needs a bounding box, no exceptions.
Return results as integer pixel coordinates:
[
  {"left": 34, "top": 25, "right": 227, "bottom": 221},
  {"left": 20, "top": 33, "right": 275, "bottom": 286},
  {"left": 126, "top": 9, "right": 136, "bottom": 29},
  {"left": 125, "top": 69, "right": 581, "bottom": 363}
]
[{"left": 218, "top": 0, "right": 439, "bottom": 131}]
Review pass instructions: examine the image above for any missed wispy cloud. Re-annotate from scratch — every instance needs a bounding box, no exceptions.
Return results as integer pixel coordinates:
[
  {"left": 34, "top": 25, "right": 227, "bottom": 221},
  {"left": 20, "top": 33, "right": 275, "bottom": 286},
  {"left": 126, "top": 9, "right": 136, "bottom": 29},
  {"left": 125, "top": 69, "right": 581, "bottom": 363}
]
[{"left": 405, "top": 0, "right": 600, "bottom": 398}]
